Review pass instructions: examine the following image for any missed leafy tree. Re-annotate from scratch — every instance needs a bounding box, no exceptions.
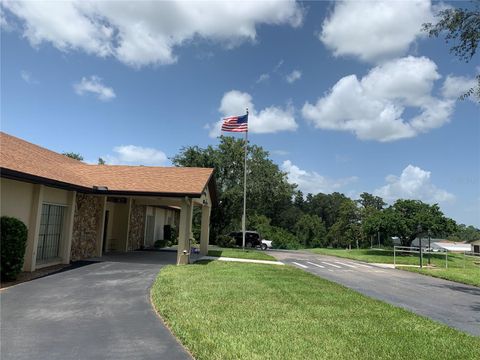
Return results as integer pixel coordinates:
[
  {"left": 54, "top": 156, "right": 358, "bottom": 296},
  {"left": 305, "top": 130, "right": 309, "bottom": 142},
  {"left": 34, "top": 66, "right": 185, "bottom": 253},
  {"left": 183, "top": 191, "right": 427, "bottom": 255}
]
[
  {"left": 382, "top": 200, "right": 457, "bottom": 246},
  {"left": 304, "top": 192, "right": 350, "bottom": 229},
  {"left": 172, "top": 136, "right": 295, "bottom": 240},
  {"left": 422, "top": 1, "right": 480, "bottom": 101},
  {"left": 357, "top": 192, "right": 386, "bottom": 211},
  {"left": 358, "top": 193, "right": 386, "bottom": 246},
  {"left": 62, "top": 152, "right": 84, "bottom": 161},
  {"left": 98, "top": 157, "right": 106, "bottom": 165},
  {"left": 449, "top": 224, "right": 480, "bottom": 242},
  {"left": 276, "top": 206, "right": 304, "bottom": 233},
  {"left": 293, "top": 190, "right": 305, "bottom": 210},
  {"left": 294, "top": 214, "right": 327, "bottom": 248},
  {"left": 249, "top": 214, "right": 301, "bottom": 249},
  {"left": 328, "top": 199, "right": 364, "bottom": 248}
]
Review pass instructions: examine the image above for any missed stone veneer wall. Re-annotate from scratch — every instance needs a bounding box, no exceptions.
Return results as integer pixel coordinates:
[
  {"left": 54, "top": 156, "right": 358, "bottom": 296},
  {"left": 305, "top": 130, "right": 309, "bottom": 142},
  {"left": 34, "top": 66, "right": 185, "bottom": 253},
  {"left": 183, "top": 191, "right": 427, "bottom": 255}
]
[
  {"left": 71, "top": 194, "right": 104, "bottom": 261},
  {"left": 128, "top": 201, "right": 146, "bottom": 250}
]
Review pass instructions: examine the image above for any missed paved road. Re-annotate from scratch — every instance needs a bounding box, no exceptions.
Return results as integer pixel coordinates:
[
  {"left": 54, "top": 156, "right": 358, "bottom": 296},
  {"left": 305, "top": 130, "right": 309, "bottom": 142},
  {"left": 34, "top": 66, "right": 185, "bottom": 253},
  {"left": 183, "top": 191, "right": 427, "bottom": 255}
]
[
  {"left": 270, "top": 250, "right": 480, "bottom": 336},
  {"left": 1, "top": 252, "right": 191, "bottom": 360}
]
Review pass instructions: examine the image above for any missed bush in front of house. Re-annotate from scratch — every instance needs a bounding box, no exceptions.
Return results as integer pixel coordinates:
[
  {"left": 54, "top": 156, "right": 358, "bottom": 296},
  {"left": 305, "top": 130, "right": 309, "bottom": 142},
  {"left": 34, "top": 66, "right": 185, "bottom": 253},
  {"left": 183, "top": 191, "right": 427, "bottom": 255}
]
[
  {"left": 154, "top": 239, "right": 168, "bottom": 248},
  {"left": 164, "top": 225, "right": 178, "bottom": 244},
  {"left": 1, "top": 216, "right": 28, "bottom": 280},
  {"left": 216, "top": 235, "right": 235, "bottom": 248}
]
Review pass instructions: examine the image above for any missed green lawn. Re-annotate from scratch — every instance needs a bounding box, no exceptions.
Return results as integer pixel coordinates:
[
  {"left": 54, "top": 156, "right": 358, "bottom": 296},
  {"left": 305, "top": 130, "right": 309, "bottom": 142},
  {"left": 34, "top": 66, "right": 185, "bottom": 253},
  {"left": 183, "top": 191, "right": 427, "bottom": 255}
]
[
  {"left": 151, "top": 261, "right": 479, "bottom": 360},
  {"left": 404, "top": 267, "right": 480, "bottom": 287},
  {"left": 207, "top": 247, "right": 276, "bottom": 261},
  {"left": 308, "top": 248, "right": 480, "bottom": 287}
]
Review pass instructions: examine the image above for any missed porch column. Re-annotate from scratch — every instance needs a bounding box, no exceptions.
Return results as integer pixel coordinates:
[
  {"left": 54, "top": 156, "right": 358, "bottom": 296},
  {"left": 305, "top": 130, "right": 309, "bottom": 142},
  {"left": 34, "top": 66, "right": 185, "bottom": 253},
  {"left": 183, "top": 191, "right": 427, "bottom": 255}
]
[
  {"left": 96, "top": 195, "right": 107, "bottom": 256},
  {"left": 61, "top": 190, "right": 77, "bottom": 264},
  {"left": 200, "top": 205, "right": 211, "bottom": 256},
  {"left": 23, "top": 184, "right": 44, "bottom": 272},
  {"left": 177, "top": 197, "right": 193, "bottom": 265},
  {"left": 124, "top": 197, "right": 132, "bottom": 252}
]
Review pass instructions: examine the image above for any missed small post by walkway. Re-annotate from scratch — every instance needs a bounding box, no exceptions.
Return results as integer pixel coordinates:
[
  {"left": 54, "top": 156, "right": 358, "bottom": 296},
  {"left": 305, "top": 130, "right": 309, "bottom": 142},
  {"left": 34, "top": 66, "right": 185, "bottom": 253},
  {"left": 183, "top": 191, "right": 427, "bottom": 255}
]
[
  {"left": 177, "top": 197, "right": 193, "bottom": 265},
  {"left": 200, "top": 205, "right": 211, "bottom": 256}
]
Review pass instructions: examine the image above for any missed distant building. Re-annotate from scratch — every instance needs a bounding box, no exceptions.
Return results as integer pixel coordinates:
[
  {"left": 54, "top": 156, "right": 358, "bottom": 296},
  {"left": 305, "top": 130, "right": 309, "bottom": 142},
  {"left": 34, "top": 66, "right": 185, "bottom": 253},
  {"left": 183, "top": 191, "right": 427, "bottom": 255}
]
[
  {"left": 471, "top": 240, "right": 480, "bottom": 254},
  {"left": 410, "top": 238, "right": 471, "bottom": 252}
]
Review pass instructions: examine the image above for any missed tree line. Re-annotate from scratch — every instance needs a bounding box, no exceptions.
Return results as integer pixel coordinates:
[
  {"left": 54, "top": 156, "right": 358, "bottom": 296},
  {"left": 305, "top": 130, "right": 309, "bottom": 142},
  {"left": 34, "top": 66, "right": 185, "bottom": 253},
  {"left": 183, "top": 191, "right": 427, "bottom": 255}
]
[{"left": 173, "top": 136, "right": 479, "bottom": 249}]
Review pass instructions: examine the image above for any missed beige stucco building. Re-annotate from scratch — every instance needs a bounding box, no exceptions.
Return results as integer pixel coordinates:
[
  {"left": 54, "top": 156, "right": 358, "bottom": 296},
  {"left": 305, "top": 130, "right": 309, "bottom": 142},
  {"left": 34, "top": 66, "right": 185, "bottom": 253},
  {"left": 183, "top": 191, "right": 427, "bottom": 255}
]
[{"left": 0, "top": 132, "right": 216, "bottom": 271}]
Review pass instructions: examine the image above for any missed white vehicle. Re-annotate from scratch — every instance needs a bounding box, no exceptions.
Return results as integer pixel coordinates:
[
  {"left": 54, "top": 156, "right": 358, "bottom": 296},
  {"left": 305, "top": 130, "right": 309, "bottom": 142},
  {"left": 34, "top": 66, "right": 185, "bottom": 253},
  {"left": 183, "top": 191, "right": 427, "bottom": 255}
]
[{"left": 261, "top": 239, "right": 273, "bottom": 251}]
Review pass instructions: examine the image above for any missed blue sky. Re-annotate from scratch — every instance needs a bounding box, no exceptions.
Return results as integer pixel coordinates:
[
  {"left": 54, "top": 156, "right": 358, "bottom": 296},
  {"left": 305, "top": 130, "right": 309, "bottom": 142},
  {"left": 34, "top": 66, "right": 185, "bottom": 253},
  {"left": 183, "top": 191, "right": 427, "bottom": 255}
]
[{"left": 1, "top": 1, "right": 479, "bottom": 226}]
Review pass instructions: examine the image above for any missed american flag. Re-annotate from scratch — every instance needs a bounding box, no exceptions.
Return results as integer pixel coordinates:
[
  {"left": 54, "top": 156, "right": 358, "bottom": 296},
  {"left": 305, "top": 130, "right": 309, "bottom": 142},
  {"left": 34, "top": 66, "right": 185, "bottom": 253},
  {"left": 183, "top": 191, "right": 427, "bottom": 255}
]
[{"left": 221, "top": 114, "right": 248, "bottom": 132}]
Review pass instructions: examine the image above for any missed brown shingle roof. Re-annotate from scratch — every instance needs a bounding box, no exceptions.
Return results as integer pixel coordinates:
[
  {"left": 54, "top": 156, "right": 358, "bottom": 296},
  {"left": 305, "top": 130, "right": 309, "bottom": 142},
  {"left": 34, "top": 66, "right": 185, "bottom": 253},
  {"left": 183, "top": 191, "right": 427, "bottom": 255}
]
[{"left": 0, "top": 132, "right": 214, "bottom": 197}]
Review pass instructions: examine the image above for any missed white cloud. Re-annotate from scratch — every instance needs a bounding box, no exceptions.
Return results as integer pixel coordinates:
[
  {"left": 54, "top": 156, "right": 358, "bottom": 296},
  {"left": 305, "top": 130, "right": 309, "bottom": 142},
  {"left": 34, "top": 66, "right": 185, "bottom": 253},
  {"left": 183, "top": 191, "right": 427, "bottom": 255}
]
[
  {"left": 273, "top": 59, "right": 284, "bottom": 72},
  {"left": 302, "top": 56, "right": 455, "bottom": 142},
  {"left": 3, "top": 0, "right": 303, "bottom": 67},
  {"left": 271, "top": 150, "right": 290, "bottom": 156},
  {"left": 74, "top": 76, "right": 116, "bottom": 101},
  {"left": 281, "top": 160, "right": 358, "bottom": 195},
  {"left": 286, "top": 69, "right": 301, "bottom": 84},
  {"left": 256, "top": 73, "right": 270, "bottom": 84},
  {"left": 208, "top": 90, "right": 298, "bottom": 137},
  {"left": 20, "top": 70, "right": 37, "bottom": 84},
  {"left": 104, "top": 145, "right": 167, "bottom": 166},
  {"left": 320, "top": 0, "right": 434, "bottom": 63},
  {"left": 441, "top": 75, "right": 478, "bottom": 99},
  {"left": 374, "top": 165, "right": 454, "bottom": 203},
  {"left": 0, "top": 6, "right": 11, "bottom": 30}
]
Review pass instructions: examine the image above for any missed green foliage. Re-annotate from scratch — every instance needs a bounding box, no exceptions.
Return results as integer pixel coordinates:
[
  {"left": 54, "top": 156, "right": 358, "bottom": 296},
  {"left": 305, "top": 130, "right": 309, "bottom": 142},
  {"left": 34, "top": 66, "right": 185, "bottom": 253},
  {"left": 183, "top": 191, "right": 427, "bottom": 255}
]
[
  {"left": 357, "top": 192, "right": 386, "bottom": 211},
  {"left": 364, "top": 200, "right": 457, "bottom": 246},
  {"left": 62, "top": 152, "right": 84, "bottom": 161},
  {"left": 98, "top": 157, "right": 106, "bottom": 165},
  {"left": 171, "top": 138, "right": 467, "bottom": 250},
  {"left": 215, "top": 235, "right": 235, "bottom": 248},
  {"left": 267, "top": 227, "right": 300, "bottom": 250},
  {"left": 327, "top": 198, "right": 364, "bottom": 248},
  {"left": 449, "top": 224, "right": 480, "bottom": 242},
  {"left": 294, "top": 214, "right": 327, "bottom": 248},
  {"left": 172, "top": 136, "right": 295, "bottom": 239},
  {"left": 1, "top": 216, "right": 28, "bottom": 280},
  {"left": 154, "top": 239, "right": 169, "bottom": 248},
  {"left": 304, "top": 192, "right": 350, "bottom": 229},
  {"left": 163, "top": 225, "right": 173, "bottom": 241},
  {"left": 248, "top": 214, "right": 301, "bottom": 249},
  {"left": 422, "top": 2, "right": 480, "bottom": 101}
]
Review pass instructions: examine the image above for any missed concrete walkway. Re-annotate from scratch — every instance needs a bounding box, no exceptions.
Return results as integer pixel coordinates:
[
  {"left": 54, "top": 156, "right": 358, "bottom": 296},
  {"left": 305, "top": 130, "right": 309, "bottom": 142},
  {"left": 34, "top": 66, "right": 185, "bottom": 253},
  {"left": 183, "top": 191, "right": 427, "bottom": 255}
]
[
  {"left": 198, "top": 255, "right": 284, "bottom": 265},
  {"left": 271, "top": 250, "right": 480, "bottom": 336},
  {"left": 1, "top": 251, "right": 192, "bottom": 360}
]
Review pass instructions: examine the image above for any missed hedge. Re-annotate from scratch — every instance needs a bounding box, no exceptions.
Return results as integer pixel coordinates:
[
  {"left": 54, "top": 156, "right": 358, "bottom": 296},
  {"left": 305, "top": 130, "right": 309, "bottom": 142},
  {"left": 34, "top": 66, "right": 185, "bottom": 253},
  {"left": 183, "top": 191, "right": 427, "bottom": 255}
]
[{"left": 1, "top": 216, "right": 28, "bottom": 280}]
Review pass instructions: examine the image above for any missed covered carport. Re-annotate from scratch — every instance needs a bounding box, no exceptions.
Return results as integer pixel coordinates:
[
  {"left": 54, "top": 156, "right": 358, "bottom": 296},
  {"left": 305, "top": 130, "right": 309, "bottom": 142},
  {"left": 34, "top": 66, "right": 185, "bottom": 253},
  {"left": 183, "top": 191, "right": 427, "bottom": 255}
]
[
  {"left": 0, "top": 131, "right": 216, "bottom": 270},
  {"left": 89, "top": 166, "right": 217, "bottom": 266},
  {"left": 124, "top": 187, "right": 214, "bottom": 265}
]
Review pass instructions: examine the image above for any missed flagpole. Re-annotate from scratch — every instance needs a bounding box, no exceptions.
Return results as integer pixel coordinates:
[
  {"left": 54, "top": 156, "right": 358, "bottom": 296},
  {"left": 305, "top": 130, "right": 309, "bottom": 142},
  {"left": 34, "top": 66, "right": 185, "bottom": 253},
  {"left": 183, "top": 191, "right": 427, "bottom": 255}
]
[{"left": 242, "top": 108, "right": 248, "bottom": 250}]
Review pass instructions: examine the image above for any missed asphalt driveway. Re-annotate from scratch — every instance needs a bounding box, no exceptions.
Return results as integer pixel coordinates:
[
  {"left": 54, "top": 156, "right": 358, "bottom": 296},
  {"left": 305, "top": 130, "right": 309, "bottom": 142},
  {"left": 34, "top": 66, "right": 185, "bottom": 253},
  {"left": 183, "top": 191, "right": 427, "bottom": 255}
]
[
  {"left": 271, "top": 250, "right": 480, "bottom": 337},
  {"left": 1, "top": 251, "right": 192, "bottom": 360}
]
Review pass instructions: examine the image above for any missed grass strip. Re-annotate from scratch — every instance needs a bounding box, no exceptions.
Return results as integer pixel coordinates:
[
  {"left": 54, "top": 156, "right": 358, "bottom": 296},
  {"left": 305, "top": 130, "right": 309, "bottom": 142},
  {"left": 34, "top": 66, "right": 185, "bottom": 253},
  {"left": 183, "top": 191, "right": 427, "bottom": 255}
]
[{"left": 208, "top": 248, "right": 276, "bottom": 261}]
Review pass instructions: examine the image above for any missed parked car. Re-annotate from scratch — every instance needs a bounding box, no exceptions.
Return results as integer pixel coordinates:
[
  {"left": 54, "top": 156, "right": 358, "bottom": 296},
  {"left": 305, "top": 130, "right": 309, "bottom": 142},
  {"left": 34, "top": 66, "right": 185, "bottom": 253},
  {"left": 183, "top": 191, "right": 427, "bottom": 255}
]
[
  {"left": 229, "top": 231, "right": 263, "bottom": 248},
  {"left": 261, "top": 239, "right": 272, "bottom": 251}
]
